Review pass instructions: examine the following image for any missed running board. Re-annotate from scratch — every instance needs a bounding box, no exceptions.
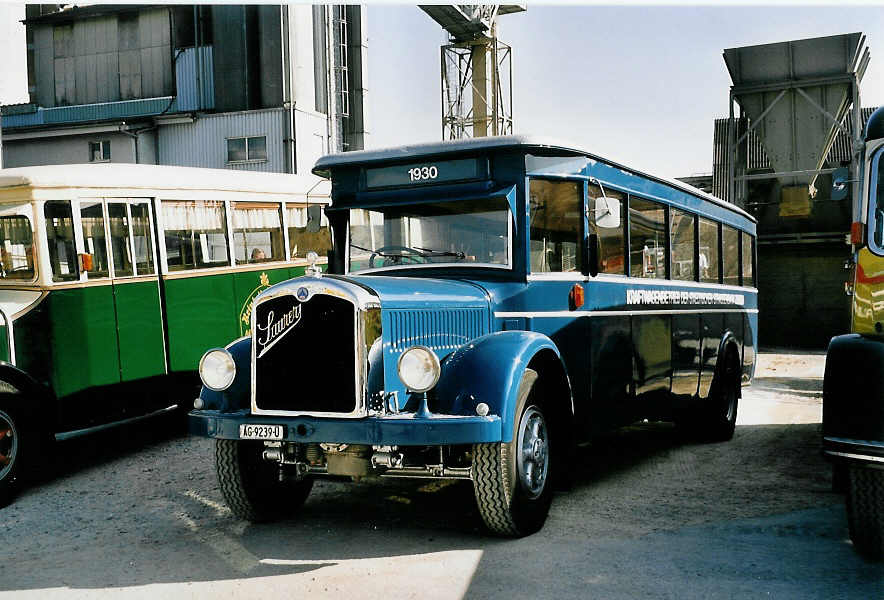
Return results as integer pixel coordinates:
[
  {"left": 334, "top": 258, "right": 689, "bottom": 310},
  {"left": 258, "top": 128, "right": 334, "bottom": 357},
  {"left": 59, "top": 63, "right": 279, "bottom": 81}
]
[{"left": 55, "top": 404, "right": 180, "bottom": 442}]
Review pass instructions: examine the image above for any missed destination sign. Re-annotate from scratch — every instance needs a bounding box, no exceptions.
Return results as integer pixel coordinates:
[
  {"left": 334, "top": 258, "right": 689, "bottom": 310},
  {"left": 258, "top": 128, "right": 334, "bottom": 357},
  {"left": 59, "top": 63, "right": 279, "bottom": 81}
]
[{"left": 365, "top": 158, "right": 484, "bottom": 189}]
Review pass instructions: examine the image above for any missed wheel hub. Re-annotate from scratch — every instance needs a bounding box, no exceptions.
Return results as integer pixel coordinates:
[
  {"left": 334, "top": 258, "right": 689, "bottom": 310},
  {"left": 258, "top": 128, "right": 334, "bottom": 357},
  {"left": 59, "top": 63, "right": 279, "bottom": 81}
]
[
  {"left": 517, "top": 407, "right": 549, "bottom": 499},
  {"left": 0, "top": 411, "right": 17, "bottom": 478}
]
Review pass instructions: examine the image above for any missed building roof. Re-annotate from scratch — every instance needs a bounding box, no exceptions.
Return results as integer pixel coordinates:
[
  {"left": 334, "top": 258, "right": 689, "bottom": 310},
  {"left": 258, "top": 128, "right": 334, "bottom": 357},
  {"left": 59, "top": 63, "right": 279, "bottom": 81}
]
[
  {"left": 314, "top": 135, "right": 754, "bottom": 221},
  {"left": 22, "top": 4, "right": 162, "bottom": 26}
]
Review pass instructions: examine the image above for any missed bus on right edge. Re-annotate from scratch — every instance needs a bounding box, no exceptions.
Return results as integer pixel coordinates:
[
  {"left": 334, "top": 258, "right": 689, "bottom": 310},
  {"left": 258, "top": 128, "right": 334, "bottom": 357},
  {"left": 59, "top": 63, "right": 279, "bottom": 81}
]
[{"left": 824, "top": 105, "right": 884, "bottom": 560}]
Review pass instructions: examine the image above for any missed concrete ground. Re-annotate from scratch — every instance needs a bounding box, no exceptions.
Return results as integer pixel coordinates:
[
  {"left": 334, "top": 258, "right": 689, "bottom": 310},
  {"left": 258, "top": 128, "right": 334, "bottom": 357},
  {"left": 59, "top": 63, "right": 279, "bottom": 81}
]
[{"left": 1, "top": 351, "right": 882, "bottom": 599}]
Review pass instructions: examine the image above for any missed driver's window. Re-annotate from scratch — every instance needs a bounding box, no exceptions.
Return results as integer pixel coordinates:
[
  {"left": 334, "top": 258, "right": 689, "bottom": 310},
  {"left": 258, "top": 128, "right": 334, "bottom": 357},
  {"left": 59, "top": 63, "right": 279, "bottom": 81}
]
[{"left": 529, "top": 179, "right": 583, "bottom": 273}]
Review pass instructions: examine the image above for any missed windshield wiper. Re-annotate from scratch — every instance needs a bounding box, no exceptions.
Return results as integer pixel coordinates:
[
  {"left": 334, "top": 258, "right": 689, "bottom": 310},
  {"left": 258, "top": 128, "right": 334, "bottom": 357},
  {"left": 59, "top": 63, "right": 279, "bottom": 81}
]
[{"left": 413, "top": 246, "right": 466, "bottom": 259}]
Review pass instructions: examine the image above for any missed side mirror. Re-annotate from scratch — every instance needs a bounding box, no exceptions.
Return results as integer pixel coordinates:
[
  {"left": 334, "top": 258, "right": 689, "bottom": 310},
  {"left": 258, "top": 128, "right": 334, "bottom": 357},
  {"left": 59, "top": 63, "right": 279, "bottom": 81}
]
[
  {"left": 306, "top": 205, "right": 322, "bottom": 233},
  {"left": 831, "top": 167, "right": 850, "bottom": 202},
  {"left": 593, "top": 196, "right": 621, "bottom": 229}
]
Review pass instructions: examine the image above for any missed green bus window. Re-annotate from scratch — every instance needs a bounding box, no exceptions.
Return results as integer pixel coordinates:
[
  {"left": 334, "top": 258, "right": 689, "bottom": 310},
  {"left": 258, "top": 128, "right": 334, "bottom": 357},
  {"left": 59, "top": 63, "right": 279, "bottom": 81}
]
[
  {"left": 723, "top": 225, "right": 739, "bottom": 286},
  {"left": 588, "top": 183, "right": 625, "bottom": 275},
  {"left": 44, "top": 201, "right": 78, "bottom": 282},
  {"left": 0, "top": 215, "right": 35, "bottom": 281},
  {"left": 231, "top": 201, "right": 284, "bottom": 264},
  {"left": 80, "top": 201, "right": 110, "bottom": 279},
  {"left": 529, "top": 179, "right": 582, "bottom": 273},
  {"left": 162, "top": 200, "right": 230, "bottom": 271},
  {"left": 699, "top": 217, "right": 720, "bottom": 284},
  {"left": 108, "top": 203, "right": 134, "bottom": 277},
  {"left": 670, "top": 208, "right": 695, "bottom": 281},
  {"left": 130, "top": 203, "right": 155, "bottom": 276},
  {"left": 287, "top": 203, "right": 332, "bottom": 260},
  {"left": 629, "top": 197, "right": 666, "bottom": 279},
  {"left": 742, "top": 232, "right": 755, "bottom": 287}
]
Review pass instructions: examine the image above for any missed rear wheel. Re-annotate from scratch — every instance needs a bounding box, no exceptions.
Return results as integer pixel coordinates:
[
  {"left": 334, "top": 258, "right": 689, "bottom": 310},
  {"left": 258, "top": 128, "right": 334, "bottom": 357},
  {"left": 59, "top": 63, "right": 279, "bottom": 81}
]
[
  {"left": 0, "top": 407, "right": 23, "bottom": 507},
  {"left": 215, "top": 439, "right": 313, "bottom": 522},
  {"left": 677, "top": 347, "right": 739, "bottom": 442},
  {"left": 846, "top": 463, "right": 884, "bottom": 560},
  {"left": 472, "top": 369, "right": 554, "bottom": 536}
]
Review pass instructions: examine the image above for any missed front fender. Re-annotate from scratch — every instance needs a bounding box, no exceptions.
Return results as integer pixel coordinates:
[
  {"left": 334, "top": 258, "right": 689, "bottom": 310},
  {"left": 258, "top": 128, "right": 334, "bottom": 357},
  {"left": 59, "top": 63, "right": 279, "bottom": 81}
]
[
  {"left": 823, "top": 333, "right": 884, "bottom": 444},
  {"left": 434, "top": 331, "right": 567, "bottom": 443},
  {"left": 196, "top": 337, "right": 252, "bottom": 412}
]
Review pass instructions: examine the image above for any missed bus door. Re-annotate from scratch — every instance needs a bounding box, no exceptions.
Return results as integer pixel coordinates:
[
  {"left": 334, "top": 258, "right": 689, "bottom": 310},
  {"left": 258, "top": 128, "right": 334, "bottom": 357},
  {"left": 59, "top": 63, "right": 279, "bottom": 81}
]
[{"left": 104, "top": 199, "right": 167, "bottom": 385}]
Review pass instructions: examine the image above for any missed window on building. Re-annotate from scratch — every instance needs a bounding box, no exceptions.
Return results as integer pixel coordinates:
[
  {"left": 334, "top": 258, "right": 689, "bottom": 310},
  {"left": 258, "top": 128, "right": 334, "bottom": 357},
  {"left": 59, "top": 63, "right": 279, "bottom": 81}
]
[
  {"left": 89, "top": 140, "right": 111, "bottom": 162},
  {"left": 723, "top": 225, "right": 740, "bottom": 286},
  {"left": 629, "top": 197, "right": 667, "bottom": 279},
  {"left": 741, "top": 231, "right": 755, "bottom": 287},
  {"left": 529, "top": 179, "right": 583, "bottom": 273},
  {"left": 227, "top": 136, "right": 267, "bottom": 163},
  {"left": 287, "top": 203, "right": 332, "bottom": 260},
  {"left": 670, "top": 208, "right": 695, "bottom": 281},
  {"left": 699, "top": 217, "right": 720, "bottom": 284},
  {"left": 44, "top": 201, "right": 78, "bottom": 282},
  {"left": 231, "top": 201, "right": 285, "bottom": 263},
  {"left": 588, "top": 183, "right": 625, "bottom": 275},
  {"left": 162, "top": 200, "right": 230, "bottom": 271}
]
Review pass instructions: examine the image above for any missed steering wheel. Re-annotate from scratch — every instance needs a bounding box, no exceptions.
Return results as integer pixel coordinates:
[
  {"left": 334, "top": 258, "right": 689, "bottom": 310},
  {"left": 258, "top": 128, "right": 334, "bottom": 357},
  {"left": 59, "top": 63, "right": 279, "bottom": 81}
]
[{"left": 369, "top": 245, "right": 425, "bottom": 269}]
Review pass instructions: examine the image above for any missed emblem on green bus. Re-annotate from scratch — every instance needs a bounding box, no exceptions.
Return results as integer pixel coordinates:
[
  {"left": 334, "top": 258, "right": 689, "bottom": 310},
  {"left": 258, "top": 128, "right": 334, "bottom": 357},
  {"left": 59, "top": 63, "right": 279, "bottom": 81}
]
[{"left": 239, "top": 272, "right": 271, "bottom": 337}]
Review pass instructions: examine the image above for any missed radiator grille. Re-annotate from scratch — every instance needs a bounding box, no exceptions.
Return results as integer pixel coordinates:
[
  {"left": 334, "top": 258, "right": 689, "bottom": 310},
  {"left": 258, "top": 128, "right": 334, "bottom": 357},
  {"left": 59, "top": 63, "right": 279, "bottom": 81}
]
[
  {"left": 254, "top": 293, "right": 357, "bottom": 413},
  {"left": 388, "top": 308, "right": 489, "bottom": 352}
]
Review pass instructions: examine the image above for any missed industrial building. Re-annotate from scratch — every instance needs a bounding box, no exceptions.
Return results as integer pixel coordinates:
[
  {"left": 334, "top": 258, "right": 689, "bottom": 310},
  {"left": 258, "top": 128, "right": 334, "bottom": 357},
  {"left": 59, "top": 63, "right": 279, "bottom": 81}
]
[
  {"left": 0, "top": 4, "right": 368, "bottom": 172},
  {"left": 712, "top": 33, "right": 869, "bottom": 348}
]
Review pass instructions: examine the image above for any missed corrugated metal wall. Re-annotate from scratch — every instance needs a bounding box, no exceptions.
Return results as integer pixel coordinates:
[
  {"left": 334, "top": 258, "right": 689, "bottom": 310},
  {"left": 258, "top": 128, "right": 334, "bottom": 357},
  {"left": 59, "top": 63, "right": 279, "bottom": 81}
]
[
  {"left": 175, "top": 46, "right": 215, "bottom": 111},
  {"left": 157, "top": 108, "right": 286, "bottom": 172}
]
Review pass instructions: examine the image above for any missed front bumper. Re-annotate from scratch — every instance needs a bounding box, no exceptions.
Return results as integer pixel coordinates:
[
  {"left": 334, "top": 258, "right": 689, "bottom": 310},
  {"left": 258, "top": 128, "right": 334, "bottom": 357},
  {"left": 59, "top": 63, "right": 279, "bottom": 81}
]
[
  {"left": 189, "top": 409, "right": 503, "bottom": 445},
  {"left": 823, "top": 436, "right": 884, "bottom": 465}
]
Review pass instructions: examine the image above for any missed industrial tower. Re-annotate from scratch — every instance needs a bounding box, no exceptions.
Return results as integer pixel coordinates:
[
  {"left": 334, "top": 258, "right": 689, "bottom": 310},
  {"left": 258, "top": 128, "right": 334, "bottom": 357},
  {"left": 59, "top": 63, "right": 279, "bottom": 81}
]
[{"left": 420, "top": 5, "right": 524, "bottom": 139}]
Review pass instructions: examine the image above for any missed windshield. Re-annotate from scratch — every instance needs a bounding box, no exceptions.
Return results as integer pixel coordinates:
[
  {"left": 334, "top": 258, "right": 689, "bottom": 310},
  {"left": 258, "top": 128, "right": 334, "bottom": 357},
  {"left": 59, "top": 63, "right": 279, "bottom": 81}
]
[
  {"left": 0, "top": 205, "right": 35, "bottom": 281},
  {"left": 348, "top": 197, "right": 511, "bottom": 273},
  {"left": 875, "top": 151, "right": 884, "bottom": 248}
]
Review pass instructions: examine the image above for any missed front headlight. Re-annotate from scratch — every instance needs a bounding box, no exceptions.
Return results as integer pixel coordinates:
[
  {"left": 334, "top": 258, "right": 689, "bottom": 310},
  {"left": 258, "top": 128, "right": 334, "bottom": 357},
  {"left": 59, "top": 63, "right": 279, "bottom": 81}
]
[
  {"left": 199, "top": 348, "right": 236, "bottom": 391},
  {"left": 397, "top": 346, "right": 441, "bottom": 393}
]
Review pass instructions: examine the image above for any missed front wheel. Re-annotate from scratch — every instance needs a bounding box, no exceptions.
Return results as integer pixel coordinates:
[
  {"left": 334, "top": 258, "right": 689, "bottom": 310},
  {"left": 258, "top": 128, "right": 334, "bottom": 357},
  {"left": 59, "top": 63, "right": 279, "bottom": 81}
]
[
  {"left": 472, "top": 369, "right": 554, "bottom": 536},
  {"left": 846, "top": 463, "right": 884, "bottom": 560},
  {"left": 215, "top": 439, "right": 313, "bottom": 522}
]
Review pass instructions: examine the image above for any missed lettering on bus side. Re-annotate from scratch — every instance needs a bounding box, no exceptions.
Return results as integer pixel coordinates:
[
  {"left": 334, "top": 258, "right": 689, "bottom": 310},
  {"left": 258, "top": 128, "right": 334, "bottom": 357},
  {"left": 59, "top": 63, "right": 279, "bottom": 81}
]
[{"left": 626, "top": 289, "right": 745, "bottom": 306}]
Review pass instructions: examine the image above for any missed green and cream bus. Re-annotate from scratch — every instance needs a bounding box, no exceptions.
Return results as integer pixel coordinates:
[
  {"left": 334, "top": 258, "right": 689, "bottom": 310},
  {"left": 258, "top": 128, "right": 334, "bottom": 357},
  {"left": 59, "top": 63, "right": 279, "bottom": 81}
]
[{"left": 0, "top": 163, "right": 330, "bottom": 504}]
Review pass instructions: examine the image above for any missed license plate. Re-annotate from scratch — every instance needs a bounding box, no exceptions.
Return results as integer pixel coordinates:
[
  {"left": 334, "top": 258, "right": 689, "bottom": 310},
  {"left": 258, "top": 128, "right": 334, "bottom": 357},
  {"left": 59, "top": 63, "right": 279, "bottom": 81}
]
[{"left": 239, "top": 424, "right": 285, "bottom": 440}]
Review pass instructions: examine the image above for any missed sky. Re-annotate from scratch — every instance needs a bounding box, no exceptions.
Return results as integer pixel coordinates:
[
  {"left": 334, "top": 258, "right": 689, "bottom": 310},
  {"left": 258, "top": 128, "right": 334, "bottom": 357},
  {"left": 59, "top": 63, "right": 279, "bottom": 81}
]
[{"left": 3, "top": 2, "right": 884, "bottom": 179}]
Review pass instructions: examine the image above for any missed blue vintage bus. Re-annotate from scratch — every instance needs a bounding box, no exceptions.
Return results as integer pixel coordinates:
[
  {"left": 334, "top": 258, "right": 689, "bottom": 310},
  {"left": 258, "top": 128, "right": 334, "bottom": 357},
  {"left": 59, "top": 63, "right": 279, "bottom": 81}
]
[{"left": 190, "top": 137, "right": 758, "bottom": 536}]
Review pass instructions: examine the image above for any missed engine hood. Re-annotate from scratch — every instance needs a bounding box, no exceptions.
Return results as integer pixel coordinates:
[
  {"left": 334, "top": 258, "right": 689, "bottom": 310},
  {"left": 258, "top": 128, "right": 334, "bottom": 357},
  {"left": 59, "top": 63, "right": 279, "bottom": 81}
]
[{"left": 337, "top": 274, "right": 490, "bottom": 310}]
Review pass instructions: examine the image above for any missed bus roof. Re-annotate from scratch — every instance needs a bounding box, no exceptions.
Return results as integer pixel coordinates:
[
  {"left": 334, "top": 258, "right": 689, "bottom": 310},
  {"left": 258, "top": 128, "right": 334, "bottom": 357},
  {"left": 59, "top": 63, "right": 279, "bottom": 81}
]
[
  {"left": 313, "top": 135, "right": 754, "bottom": 223},
  {"left": 0, "top": 163, "right": 330, "bottom": 200}
]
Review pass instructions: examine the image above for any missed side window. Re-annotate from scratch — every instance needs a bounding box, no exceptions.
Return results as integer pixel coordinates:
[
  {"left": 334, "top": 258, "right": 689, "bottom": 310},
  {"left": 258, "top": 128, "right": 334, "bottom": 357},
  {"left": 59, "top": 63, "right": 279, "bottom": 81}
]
[
  {"left": 107, "top": 203, "right": 134, "bottom": 277},
  {"left": 231, "top": 201, "right": 285, "bottom": 263},
  {"left": 741, "top": 232, "right": 755, "bottom": 287},
  {"left": 130, "top": 203, "right": 156, "bottom": 275},
  {"left": 529, "top": 179, "right": 583, "bottom": 273},
  {"left": 629, "top": 197, "right": 666, "bottom": 279},
  {"left": 587, "top": 183, "right": 625, "bottom": 275},
  {"left": 0, "top": 215, "right": 35, "bottom": 281},
  {"left": 162, "top": 200, "right": 230, "bottom": 271},
  {"left": 670, "top": 208, "right": 695, "bottom": 281},
  {"left": 722, "top": 225, "right": 740, "bottom": 286},
  {"left": 80, "top": 201, "right": 110, "bottom": 279},
  {"left": 287, "top": 203, "right": 332, "bottom": 260},
  {"left": 44, "top": 201, "right": 78, "bottom": 282},
  {"left": 699, "top": 217, "right": 720, "bottom": 284}
]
